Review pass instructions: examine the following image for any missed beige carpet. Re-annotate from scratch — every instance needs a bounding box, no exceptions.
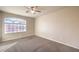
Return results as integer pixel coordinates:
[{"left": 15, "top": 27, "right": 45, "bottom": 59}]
[{"left": 0, "top": 36, "right": 79, "bottom": 52}]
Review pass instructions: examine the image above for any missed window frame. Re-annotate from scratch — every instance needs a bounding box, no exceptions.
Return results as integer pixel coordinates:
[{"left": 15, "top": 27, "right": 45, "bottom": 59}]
[{"left": 4, "top": 17, "right": 27, "bottom": 34}]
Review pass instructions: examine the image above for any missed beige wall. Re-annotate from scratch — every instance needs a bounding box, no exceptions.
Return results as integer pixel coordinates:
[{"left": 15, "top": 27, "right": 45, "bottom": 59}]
[
  {"left": 0, "top": 11, "right": 2, "bottom": 41},
  {"left": 35, "top": 7, "right": 79, "bottom": 49},
  {"left": 1, "top": 12, "right": 35, "bottom": 41}
]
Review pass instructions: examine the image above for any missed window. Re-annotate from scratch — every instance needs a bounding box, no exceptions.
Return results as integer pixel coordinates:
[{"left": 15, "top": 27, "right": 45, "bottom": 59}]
[{"left": 4, "top": 17, "right": 26, "bottom": 33}]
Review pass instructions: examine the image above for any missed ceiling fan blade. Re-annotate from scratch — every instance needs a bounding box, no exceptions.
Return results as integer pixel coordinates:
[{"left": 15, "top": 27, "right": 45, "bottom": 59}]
[
  {"left": 36, "top": 10, "right": 41, "bottom": 12},
  {"left": 24, "top": 6, "right": 31, "bottom": 13},
  {"left": 26, "top": 10, "right": 29, "bottom": 13}
]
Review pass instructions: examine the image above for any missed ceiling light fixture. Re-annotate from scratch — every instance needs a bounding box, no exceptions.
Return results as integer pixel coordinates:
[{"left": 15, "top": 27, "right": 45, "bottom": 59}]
[{"left": 25, "top": 6, "right": 41, "bottom": 14}]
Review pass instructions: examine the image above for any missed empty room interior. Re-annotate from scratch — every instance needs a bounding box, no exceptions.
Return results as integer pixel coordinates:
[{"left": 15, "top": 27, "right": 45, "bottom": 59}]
[{"left": 0, "top": 6, "right": 79, "bottom": 52}]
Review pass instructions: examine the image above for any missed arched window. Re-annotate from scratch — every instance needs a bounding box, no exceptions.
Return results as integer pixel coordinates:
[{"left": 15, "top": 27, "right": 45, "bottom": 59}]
[{"left": 4, "top": 17, "right": 26, "bottom": 33}]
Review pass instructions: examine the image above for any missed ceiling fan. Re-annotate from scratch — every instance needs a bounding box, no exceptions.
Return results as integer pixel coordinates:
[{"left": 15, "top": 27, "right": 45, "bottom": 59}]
[{"left": 25, "top": 6, "right": 41, "bottom": 14}]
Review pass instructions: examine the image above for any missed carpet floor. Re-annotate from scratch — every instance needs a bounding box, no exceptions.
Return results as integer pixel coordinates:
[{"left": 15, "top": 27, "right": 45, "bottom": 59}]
[{"left": 0, "top": 36, "right": 79, "bottom": 52}]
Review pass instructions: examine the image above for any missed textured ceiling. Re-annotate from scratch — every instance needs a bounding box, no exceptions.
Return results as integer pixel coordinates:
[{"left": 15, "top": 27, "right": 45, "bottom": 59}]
[{"left": 0, "top": 6, "right": 64, "bottom": 18}]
